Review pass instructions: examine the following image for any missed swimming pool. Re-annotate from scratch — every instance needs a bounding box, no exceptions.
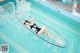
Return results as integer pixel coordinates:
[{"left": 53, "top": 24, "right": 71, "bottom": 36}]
[{"left": 0, "top": 0, "right": 80, "bottom": 53}]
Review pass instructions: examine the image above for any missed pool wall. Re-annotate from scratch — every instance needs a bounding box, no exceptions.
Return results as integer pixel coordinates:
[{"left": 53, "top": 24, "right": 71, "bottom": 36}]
[
  {"left": 27, "top": 0, "right": 80, "bottom": 23},
  {"left": 0, "top": 0, "right": 15, "bottom": 5}
]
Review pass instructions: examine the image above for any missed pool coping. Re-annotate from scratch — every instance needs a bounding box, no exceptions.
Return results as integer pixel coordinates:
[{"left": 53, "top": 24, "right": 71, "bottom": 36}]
[{"left": 35, "top": 0, "right": 80, "bottom": 23}]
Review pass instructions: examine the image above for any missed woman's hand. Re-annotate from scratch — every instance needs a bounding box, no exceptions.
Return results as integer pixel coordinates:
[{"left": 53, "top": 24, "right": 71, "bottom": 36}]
[
  {"left": 30, "top": 18, "right": 35, "bottom": 21},
  {"left": 29, "top": 18, "right": 35, "bottom": 24}
]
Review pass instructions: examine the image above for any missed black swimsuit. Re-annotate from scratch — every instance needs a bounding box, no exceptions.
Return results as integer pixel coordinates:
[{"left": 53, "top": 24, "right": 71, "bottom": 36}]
[{"left": 30, "top": 23, "right": 41, "bottom": 34}]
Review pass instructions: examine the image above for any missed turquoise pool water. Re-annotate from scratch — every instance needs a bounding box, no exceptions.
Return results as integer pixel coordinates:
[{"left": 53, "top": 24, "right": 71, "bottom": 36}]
[{"left": 0, "top": 1, "right": 80, "bottom": 53}]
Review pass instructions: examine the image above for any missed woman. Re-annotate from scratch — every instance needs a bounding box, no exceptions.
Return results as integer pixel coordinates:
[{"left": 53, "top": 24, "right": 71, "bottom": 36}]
[{"left": 24, "top": 18, "right": 62, "bottom": 45}]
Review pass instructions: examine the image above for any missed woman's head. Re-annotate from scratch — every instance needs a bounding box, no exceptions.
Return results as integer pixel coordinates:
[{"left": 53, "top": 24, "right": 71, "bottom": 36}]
[{"left": 24, "top": 20, "right": 30, "bottom": 26}]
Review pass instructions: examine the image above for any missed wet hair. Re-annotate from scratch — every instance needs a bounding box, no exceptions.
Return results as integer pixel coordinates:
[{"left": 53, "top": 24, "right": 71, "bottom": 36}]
[{"left": 24, "top": 20, "right": 30, "bottom": 25}]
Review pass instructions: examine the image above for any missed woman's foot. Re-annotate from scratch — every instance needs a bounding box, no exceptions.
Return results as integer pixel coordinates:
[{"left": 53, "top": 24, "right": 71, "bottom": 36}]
[{"left": 56, "top": 38, "right": 62, "bottom": 45}]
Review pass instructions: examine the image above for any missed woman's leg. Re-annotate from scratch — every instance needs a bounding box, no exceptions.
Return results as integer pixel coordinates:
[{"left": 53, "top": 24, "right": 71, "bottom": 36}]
[
  {"left": 37, "top": 26, "right": 62, "bottom": 45},
  {"left": 37, "top": 26, "right": 46, "bottom": 35},
  {"left": 43, "top": 30, "right": 62, "bottom": 45}
]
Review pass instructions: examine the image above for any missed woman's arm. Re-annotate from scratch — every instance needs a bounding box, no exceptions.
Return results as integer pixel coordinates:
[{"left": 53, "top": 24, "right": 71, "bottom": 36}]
[
  {"left": 29, "top": 18, "right": 35, "bottom": 24},
  {"left": 25, "top": 25, "right": 30, "bottom": 29}
]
